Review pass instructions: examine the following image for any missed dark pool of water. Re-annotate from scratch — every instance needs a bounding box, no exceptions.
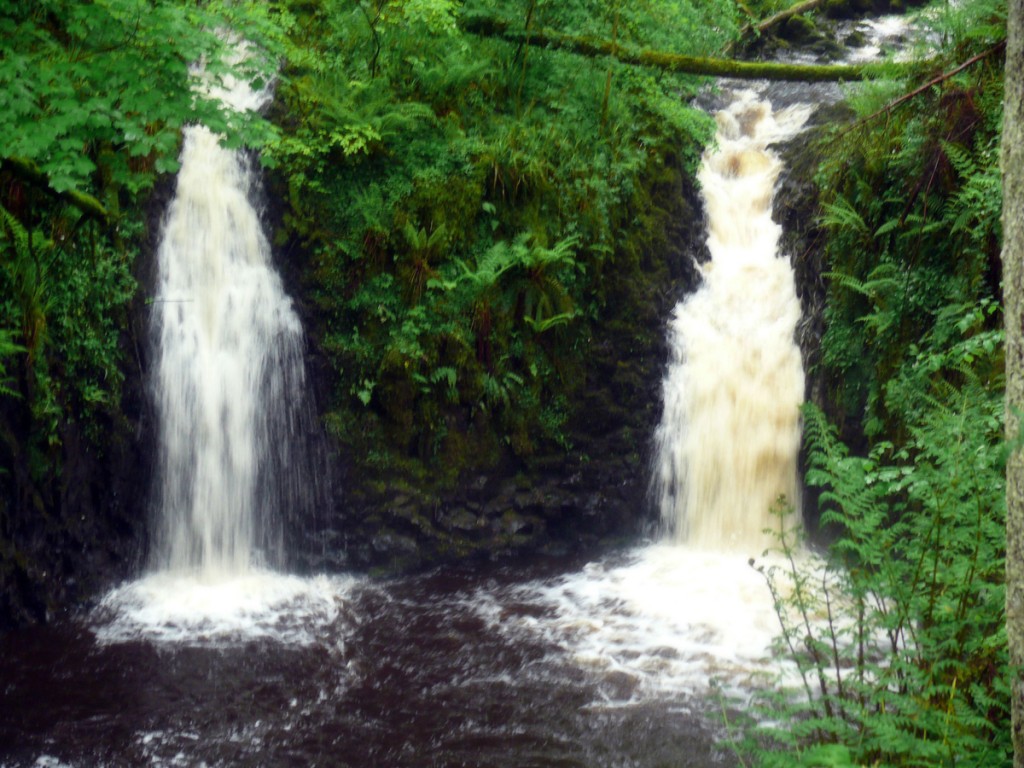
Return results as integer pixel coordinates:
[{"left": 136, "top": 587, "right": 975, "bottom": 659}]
[{"left": 0, "top": 557, "right": 737, "bottom": 767}]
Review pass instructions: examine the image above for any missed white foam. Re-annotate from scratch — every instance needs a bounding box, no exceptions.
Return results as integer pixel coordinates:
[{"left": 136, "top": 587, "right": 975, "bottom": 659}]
[
  {"left": 193, "top": 37, "right": 273, "bottom": 113},
  {"left": 31, "top": 758, "right": 73, "bottom": 768},
  {"left": 845, "top": 15, "right": 915, "bottom": 62},
  {"left": 474, "top": 544, "right": 816, "bottom": 703},
  {"left": 93, "top": 571, "right": 358, "bottom": 647}
]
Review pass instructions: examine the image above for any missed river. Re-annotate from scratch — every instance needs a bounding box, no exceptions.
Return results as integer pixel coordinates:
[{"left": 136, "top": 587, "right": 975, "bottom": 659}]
[{"left": 1, "top": 547, "right": 777, "bottom": 767}]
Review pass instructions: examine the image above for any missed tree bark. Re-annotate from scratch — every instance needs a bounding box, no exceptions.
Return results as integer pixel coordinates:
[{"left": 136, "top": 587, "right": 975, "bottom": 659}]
[
  {"left": 2, "top": 156, "right": 109, "bottom": 223},
  {"left": 1004, "top": 2, "right": 1024, "bottom": 766},
  {"left": 459, "top": 16, "right": 902, "bottom": 82}
]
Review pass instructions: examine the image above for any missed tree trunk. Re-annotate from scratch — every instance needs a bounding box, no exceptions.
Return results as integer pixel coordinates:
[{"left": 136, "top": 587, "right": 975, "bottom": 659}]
[
  {"left": 1004, "top": 1, "right": 1024, "bottom": 766},
  {"left": 459, "top": 16, "right": 901, "bottom": 82}
]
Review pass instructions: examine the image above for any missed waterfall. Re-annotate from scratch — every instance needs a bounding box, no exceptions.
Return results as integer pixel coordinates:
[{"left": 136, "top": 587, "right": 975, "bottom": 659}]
[
  {"left": 149, "top": 66, "right": 307, "bottom": 579},
  {"left": 93, "top": 55, "right": 354, "bottom": 647},
  {"left": 654, "top": 92, "right": 810, "bottom": 552}
]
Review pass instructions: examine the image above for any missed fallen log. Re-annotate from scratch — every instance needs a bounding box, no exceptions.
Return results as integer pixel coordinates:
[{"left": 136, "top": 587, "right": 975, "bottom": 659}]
[{"left": 460, "top": 15, "right": 906, "bottom": 82}]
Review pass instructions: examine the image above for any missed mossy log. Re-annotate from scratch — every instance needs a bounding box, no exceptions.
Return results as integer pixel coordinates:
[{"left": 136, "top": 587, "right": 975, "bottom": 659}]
[
  {"left": 2, "top": 156, "right": 109, "bottom": 223},
  {"left": 460, "top": 16, "right": 904, "bottom": 82}
]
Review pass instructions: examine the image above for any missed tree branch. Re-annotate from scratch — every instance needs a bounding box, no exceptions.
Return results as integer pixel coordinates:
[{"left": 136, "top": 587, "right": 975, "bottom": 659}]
[
  {"left": 751, "top": 0, "right": 826, "bottom": 37},
  {"left": 836, "top": 42, "right": 1006, "bottom": 139},
  {"left": 2, "top": 156, "right": 109, "bottom": 223}
]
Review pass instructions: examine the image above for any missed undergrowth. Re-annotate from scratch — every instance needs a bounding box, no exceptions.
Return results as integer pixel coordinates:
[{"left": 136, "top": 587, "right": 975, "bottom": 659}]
[{"left": 721, "top": 1, "right": 1010, "bottom": 764}]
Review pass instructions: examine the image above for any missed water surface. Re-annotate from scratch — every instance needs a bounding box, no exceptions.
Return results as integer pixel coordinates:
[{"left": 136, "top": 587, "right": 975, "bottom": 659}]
[{"left": 0, "top": 548, "right": 782, "bottom": 767}]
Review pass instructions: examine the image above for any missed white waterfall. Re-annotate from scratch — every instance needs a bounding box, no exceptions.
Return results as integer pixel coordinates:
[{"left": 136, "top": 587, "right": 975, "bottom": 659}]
[
  {"left": 654, "top": 92, "right": 810, "bottom": 552},
  {"left": 149, "top": 73, "right": 304, "bottom": 578},
  {"left": 95, "top": 57, "right": 356, "bottom": 646}
]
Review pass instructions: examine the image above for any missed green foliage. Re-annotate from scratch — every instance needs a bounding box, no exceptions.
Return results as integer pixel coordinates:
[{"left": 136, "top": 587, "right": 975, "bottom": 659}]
[
  {"left": 0, "top": 0, "right": 282, "bottom": 494},
  {"left": 0, "top": 0, "right": 282, "bottom": 196},
  {"left": 919, "top": 0, "right": 1007, "bottom": 54},
  {"left": 0, "top": 330, "right": 24, "bottom": 402},
  {"left": 270, "top": 0, "right": 724, "bottom": 480},
  {"left": 815, "top": 11, "right": 1003, "bottom": 438},
  {"left": 0, "top": 203, "right": 136, "bottom": 471},
  {"left": 742, "top": 364, "right": 1008, "bottom": 766},
  {"left": 731, "top": 4, "right": 1011, "bottom": 765}
]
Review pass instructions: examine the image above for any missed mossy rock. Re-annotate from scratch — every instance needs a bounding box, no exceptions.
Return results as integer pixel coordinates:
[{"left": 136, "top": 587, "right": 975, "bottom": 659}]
[
  {"left": 843, "top": 29, "right": 869, "bottom": 48},
  {"left": 823, "top": 0, "right": 927, "bottom": 19},
  {"left": 822, "top": 0, "right": 878, "bottom": 19},
  {"left": 779, "top": 15, "right": 821, "bottom": 45},
  {"left": 441, "top": 508, "right": 482, "bottom": 533}
]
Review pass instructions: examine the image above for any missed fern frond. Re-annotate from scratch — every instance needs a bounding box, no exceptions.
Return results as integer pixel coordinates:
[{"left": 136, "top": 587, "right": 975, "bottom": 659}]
[
  {"left": 0, "top": 203, "right": 31, "bottom": 263},
  {"left": 824, "top": 263, "right": 900, "bottom": 300},
  {"left": 0, "top": 328, "right": 25, "bottom": 401},
  {"left": 820, "top": 197, "right": 870, "bottom": 235},
  {"left": 801, "top": 402, "right": 846, "bottom": 470}
]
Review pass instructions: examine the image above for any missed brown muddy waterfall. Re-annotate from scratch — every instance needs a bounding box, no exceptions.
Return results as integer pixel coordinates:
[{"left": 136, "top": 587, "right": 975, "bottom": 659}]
[{"left": 654, "top": 91, "right": 810, "bottom": 551}]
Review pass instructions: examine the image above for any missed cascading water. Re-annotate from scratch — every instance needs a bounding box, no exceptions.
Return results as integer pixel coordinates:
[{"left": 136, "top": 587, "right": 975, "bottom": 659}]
[
  {"left": 95, "top": 54, "right": 352, "bottom": 645},
  {"left": 149, "top": 58, "right": 322, "bottom": 581},
  {"left": 151, "top": 93, "right": 303, "bottom": 578},
  {"left": 472, "top": 91, "right": 820, "bottom": 706},
  {"left": 654, "top": 92, "right": 810, "bottom": 552}
]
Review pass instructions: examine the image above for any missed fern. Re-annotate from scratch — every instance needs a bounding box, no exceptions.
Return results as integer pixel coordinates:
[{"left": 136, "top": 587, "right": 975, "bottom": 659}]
[
  {"left": 0, "top": 328, "right": 25, "bottom": 400},
  {"left": 0, "top": 204, "right": 30, "bottom": 263},
  {"left": 742, "top": 344, "right": 1009, "bottom": 766},
  {"left": 943, "top": 137, "right": 1002, "bottom": 244},
  {"left": 824, "top": 264, "right": 900, "bottom": 301},
  {"left": 430, "top": 365, "right": 458, "bottom": 401},
  {"left": 920, "top": 0, "right": 1007, "bottom": 52},
  {"left": 820, "top": 197, "right": 870, "bottom": 237}
]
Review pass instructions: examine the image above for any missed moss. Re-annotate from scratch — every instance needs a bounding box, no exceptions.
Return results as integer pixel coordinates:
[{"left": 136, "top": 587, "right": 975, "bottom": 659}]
[
  {"left": 779, "top": 14, "right": 820, "bottom": 44},
  {"left": 843, "top": 29, "right": 869, "bottom": 48},
  {"left": 461, "top": 15, "right": 883, "bottom": 82}
]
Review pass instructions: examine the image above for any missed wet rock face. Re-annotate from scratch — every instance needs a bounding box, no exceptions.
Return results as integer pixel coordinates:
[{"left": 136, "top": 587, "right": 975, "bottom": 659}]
[
  {"left": 823, "top": 0, "right": 930, "bottom": 20},
  {"left": 291, "top": 156, "right": 705, "bottom": 576},
  {"left": 290, "top": 110, "right": 835, "bottom": 572},
  {"left": 0, "top": 319, "right": 151, "bottom": 632},
  {"left": 774, "top": 102, "right": 857, "bottom": 533},
  {"left": 0, "top": 187, "right": 167, "bottom": 633}
]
